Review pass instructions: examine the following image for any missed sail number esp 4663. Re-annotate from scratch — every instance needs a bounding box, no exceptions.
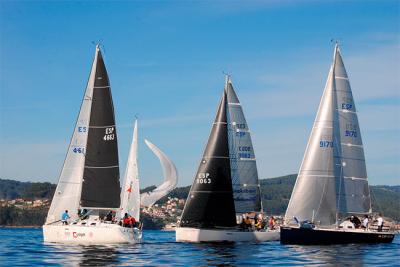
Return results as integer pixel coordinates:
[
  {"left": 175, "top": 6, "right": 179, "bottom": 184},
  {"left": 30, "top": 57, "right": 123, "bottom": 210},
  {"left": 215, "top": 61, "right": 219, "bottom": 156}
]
[{"left": 103, "top": 127, "right": 115, "bottom": 141}]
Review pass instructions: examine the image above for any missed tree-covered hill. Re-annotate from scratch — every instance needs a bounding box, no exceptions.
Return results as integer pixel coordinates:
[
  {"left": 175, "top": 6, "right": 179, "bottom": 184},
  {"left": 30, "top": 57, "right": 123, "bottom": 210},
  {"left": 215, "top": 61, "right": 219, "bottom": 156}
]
[{"left": 1, "top": 175, "right": 399, "bottom": 226}]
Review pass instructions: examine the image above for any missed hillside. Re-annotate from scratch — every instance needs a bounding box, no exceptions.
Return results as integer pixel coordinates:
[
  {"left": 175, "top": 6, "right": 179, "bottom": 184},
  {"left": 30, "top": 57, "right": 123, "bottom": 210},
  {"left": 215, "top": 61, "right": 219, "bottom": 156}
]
[{"left": 1, "top": 176, "right": 399, "bottom": 227}]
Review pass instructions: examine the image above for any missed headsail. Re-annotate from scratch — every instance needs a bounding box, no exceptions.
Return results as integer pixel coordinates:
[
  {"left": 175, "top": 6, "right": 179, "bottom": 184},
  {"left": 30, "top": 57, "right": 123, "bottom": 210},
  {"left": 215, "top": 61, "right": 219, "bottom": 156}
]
[
  {"left": 285, "top": 44, "right": 370, "bottom": 226},
  {"left": 46, "top": 46, "right": 99, "bottom": 224},
  {"left": 225, "top": 76, "right": 262, "bottom": 213},
  {"left": 80, "top": 46, "right": 121, "bottom": 209},
  {"left": 140, "top": 139, "right": 178, "bottom": 207},
  {"left": 120, "top": 120, "right": 140, "bottom": 220},
  {"left": 180, "top": 90, "right": 237, "bottom": 228}
]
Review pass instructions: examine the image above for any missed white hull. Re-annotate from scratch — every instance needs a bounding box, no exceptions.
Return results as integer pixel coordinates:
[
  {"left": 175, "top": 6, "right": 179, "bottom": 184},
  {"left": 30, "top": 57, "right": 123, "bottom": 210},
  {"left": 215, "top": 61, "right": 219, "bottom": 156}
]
[
  {"left": 43, "top": 223, "right": 142, "bottom": 244},
  {"left": 175, "top": 227, "right": 280, "bottom": 242}
]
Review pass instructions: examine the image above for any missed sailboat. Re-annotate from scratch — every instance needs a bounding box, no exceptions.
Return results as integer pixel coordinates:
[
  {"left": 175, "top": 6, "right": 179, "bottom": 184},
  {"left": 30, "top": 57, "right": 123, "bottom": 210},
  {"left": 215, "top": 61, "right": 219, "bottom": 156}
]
[
  {"left": 43, "top": 45, "right": 141, "bottom": 244},
  {"left": 176, "top": 76, "right": 280, "bottom": 242},
  {"left": 280, "top": 44, "right": 395, "bottom": 244}
]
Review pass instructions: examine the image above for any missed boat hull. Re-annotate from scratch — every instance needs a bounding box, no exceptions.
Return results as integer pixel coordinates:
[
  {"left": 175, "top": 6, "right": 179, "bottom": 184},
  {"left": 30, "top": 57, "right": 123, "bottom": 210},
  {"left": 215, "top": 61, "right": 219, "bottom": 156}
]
[
  {"left": 280, "top": 226, "right": 395, "bottom": 245},
  {"left": 176, "top": 227, "right": 280, "bottom": 242},
  {"left": 43, "top": 224, "right": 142, "bottom": 244}
]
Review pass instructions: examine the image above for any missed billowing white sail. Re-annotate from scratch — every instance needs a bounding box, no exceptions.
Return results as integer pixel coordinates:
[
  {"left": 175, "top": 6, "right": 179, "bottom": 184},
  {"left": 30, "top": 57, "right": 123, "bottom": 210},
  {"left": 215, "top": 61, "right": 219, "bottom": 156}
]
[
  {"left": 120, "top": 120, "right": 140, "bottom": 220},
  {"left": 285, "top": 44, "right": 371, "bottom": 226},
  {"left": 140, "top": 139, "right": 178, "bottom": 207},
  {"left": 45, "top": 47, "right": 98, "bottom": 224},
  {"left": 225, "top": 77, "right": 262, "bottom": 213}
]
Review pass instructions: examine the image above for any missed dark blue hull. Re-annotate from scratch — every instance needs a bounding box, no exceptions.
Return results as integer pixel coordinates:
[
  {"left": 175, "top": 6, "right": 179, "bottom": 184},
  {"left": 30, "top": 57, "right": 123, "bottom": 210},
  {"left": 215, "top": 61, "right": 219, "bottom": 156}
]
[{"left": 280, "top": 226, "right": 395, "bottom": 245}]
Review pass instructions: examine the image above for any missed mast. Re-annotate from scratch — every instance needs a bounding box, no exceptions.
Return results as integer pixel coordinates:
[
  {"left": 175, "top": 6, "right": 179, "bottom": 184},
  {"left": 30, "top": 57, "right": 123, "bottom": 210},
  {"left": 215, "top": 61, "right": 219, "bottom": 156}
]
[
  {"left": 225, "top": 76, "right": 262, "bottom": 213},
  {"left": 80, "top": 45, "right": 121, "bottom": 209},
  {"left": 46, "top": 45, "right": 100, "bottom": 224},
  {"left": 120, "top": 120, "right": 140, "bottom": 220},
  {"left": 180, "top": 88, "right": 236, "bottom": 228}
]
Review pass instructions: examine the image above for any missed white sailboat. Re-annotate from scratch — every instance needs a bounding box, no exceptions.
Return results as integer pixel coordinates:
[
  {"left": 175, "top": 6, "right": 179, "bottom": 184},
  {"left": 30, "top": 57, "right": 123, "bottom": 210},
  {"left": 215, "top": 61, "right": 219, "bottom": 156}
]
[
  {"left": 176, "top": 76, "right": 279, "bottom": 242},
  {"left": 281, "top": 44, "right": 395, "bottom": 244},
  {"left": 43, "top": 45, "right": 141, "bottom": 244}
]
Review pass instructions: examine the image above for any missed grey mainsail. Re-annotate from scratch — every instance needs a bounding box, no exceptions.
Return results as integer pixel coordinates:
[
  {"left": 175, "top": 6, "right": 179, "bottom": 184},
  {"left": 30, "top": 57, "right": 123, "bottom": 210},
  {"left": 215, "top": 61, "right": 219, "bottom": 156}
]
[
  {"left": 334, "top": 48, "right": 371, "bottom": 215},
  {"left": 285, "top": 44, "right": 371, "bottom": 226},
  {"left": 225, "top": 77, "right": 262, "bottom": 213}
]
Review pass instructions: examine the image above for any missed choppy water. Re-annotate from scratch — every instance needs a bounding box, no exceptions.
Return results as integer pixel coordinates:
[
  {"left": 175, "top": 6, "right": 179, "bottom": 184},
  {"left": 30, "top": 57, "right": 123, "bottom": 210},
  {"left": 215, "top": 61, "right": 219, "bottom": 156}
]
[{"left": 0, "top": 228, "right": 399, "bottom": 266}]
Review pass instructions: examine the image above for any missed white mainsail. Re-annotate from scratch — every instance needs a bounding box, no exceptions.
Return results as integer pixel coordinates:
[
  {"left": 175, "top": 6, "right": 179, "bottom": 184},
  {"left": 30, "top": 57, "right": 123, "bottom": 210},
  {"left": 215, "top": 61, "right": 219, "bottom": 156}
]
[
  {"left": 285, "top": 44, "right": 371, "bottom": 226},
  {"left": 140, "top": 140, "right": 178, "bottom": 207},
  {"left": 45, "top": 46, "right": 99, "bottom": 224},
  {"left": 120, "top": 120, "right": 140, "bottom": 220},
  {"left": 225, "top": 76, "right": 262, "bottom": 213}
]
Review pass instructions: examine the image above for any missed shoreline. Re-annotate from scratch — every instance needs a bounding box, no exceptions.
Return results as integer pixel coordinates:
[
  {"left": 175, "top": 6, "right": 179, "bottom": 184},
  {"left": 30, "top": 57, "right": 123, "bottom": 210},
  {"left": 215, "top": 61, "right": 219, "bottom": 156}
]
[{"left": 1, "top": 225, "right": 42, "bottom": 229}]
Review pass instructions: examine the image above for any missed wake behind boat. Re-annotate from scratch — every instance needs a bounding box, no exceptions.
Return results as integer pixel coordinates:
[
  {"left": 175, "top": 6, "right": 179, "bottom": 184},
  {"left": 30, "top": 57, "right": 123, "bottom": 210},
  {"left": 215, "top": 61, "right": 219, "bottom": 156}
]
[
  {"left": 176, "top": 76, "right": 279, "bottom": 242},
  {"left": 281, "top": 44, "right": 395, "bottom": 245},
  {"left": 43, "top": 45, "right": 141, "bottom": 244}
]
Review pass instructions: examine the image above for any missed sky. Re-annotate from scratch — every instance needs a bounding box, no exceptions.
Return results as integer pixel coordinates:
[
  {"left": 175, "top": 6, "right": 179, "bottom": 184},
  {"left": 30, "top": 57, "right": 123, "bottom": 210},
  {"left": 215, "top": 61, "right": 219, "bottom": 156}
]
[{"left": 0, "top": 0, "right": 399, "bottom": 187}]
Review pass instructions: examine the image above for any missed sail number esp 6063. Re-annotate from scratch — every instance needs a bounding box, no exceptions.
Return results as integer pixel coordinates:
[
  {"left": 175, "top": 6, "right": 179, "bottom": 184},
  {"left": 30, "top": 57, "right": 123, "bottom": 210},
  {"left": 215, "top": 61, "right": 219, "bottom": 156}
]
[
  {"left": 197, "top": 173, "right": 211, "bottom": 184},
  {"left": 103, "top": 127, "right": 115, "bottom": 141}
]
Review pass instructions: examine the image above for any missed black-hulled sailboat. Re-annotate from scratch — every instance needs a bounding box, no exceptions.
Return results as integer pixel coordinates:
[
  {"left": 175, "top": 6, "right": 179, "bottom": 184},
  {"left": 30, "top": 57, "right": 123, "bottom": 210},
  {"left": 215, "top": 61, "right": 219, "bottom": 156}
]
[
  {"left": 43, "top": 45, "right": 142, "bottom": 244},
  {"left": 280, "top": 44, "right": 395, "bottom": 245},
  {"left": 176, "top": 76, "right": 279, "bottom": 242}
]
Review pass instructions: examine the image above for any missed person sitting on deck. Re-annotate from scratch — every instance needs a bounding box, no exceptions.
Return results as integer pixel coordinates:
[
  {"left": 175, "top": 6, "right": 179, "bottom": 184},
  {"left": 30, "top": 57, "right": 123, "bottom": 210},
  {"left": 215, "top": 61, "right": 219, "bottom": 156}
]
[
  {"left": 268, "top": 216, "right": 275, "bottom": 230},
  {"left": 255, "top": 218, "right": 264, "bottom": 231},
  {"left": 350, "top": 216, "right": 361, "bottom": 228},
  {"left": 362, "top": 215, "right": 369, "bottom": 230},
  {"left": 105, "top": 211, "right": 113, "bottom": 222},
  {"left": 123, "top": 213, "right": 131, "bottom": 227},
  {"left": 377, "top": 214, "right": 384, "bottom": 232},
  {"left": 244, "top": 216, "right": 252, "bottom": 231},
  {"left": 61, "top": 210, "right": 70, "bottom": 225}
]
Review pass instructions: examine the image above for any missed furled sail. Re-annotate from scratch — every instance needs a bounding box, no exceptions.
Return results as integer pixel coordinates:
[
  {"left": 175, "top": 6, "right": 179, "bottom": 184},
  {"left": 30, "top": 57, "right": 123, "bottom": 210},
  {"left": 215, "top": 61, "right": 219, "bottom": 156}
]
[
  {"left": 140, "top": 139, "right": 178, "bottom": 207},
  {"left": 120, "top": 120, "right": 140, "bottom": 220},
  {"left": 180, "top": 90, "right": 237, "bottom": 228},
  {"left": 80, "top": 46, "right": 121, "bottom": 209},
  {"left": 225, "top": 77, "right": 262, "bottom": 213},
  {"left": 285, "top": 44, "right": 371, "bottom": 226},
  {"left": 45, "top": 46, "right": 99, "bottom": 224}
]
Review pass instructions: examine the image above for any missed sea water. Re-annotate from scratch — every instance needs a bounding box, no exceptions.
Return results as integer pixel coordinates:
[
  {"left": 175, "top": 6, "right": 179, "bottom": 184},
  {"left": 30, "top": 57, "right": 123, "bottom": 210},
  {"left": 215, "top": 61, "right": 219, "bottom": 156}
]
[{"left": 0, "top": 228, "right": 399, "bottom": 266}]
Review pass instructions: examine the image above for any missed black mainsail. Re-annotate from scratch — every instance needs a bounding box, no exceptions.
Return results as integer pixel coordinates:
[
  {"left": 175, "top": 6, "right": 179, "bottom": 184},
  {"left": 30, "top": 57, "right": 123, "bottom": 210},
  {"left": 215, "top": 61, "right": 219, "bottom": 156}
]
[
  {"left": 80, "top": 48, "right": 121, "bottom": 208},
  {"left": 180, "top": 90, "right": 237, "bottom": 228}
]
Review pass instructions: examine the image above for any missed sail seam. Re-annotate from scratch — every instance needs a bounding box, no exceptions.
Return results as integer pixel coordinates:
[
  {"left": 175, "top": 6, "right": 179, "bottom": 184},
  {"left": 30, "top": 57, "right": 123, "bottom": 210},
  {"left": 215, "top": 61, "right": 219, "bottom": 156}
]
[
  {"left": 203, "top": 156, "right": 230, "bottom": 159},
  {"left": 335, "top": 76, "right": 349, "bottom": 80},
  {"left": 228, "top": 102, "right": 241, "bottom": 106},
  {"left": 93, "top": 86, "right": 110, "bottom": 88},
  {"left": 84, "top": 165, "right": 119, "bottom": 169},
  {"left": 89, "top": 125, "right": 116, "bottom": 128}
]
